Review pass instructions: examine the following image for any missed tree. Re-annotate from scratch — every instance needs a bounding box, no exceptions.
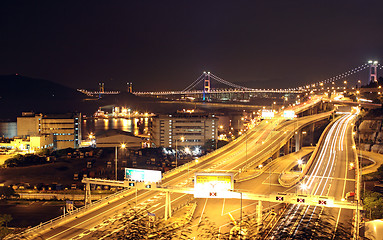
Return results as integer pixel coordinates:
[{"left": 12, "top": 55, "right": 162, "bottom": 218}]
[
  {"left": 197, "top": 217, "right": 222, "bottom": 239},
  {"left": 1, "top": 215, "right": 12, "bottom": 228},
  {"left": 0, "top": 214, "right": 12, "bottom": 240},
  {"left": 88, "top": 205, "right": 192, "bottom": 239},
  {"left": 364, "top": 191, "right": 383, "bottom": 220},
  {"left": 0, "top": 186, "right": 18, "bottom": 199}
]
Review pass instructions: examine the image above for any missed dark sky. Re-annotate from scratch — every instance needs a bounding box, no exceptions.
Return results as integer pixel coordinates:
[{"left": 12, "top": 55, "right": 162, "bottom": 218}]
[{"left": 0, "top": 1, "right": 382, "bottom": 91}]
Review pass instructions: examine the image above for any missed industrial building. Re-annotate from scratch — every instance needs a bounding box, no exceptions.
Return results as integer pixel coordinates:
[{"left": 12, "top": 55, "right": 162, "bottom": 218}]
[
  {"left": 94, "top": 129, "right": 142, "bottom": 148},
  {"left": 150, "top": 113, "right": 218, "bottom": 149},
  {"left": 17, "top": 112, "right": 81, "bottom": 149}
]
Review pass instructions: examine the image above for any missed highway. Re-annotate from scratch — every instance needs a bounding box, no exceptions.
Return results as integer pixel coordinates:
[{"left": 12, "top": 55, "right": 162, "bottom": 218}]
[
  {"left": 264, "top": 113, "right": 357, "bottom": 239},
  {"left": 17, "top": 98, "right": 331, "bottom": 239}
]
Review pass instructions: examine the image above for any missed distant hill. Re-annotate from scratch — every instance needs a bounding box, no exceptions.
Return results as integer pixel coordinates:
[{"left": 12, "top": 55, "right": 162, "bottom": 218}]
[
  {"left": 0, "top": 75, "right": 154, "bottom": 120},
  {"left": 0, "top": 75, "right": 93, "bottom": 120}
]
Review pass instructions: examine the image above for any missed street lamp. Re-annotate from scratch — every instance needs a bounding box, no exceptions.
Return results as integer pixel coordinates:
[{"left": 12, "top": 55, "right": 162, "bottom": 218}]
[
  {"left": 175, "top": 136, "right": 184, "bottom": 168},
  {"left": 115, "top": 143, "right": 126, "bottom": 180},
  {"left": 298, "top": 159, "right": 303, "bottom": 172},
  {"left": 229, "top": 190, "right": 243, "bottom": 239},
  {"left": 300, "top": 183, "right": 308, "bottom": 194}
]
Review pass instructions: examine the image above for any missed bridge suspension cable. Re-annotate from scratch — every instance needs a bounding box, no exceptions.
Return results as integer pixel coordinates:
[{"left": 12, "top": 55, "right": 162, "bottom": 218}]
[
  {"left": 181, "top": 73, "right": 205, "bottom": 92},
  {"left": 209, "top": 73, "right": 254, "bottom": 90},
  {"left": 299, "top": 63, "right": 369, "bottom": 89}
]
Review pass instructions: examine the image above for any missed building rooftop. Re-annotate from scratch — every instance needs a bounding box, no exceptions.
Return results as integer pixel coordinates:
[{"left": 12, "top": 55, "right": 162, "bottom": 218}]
[{"left": 96, "top": 129, "right": 139, "bottom": 138}]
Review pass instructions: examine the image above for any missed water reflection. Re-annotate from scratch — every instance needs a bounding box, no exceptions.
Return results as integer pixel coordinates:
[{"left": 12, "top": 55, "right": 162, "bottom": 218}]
[
  {"left": 82, "top": 117, "right": 148, "bottom": 138},
  {"left": 0, "top": 122, "right": 17, "bottom": 138}
]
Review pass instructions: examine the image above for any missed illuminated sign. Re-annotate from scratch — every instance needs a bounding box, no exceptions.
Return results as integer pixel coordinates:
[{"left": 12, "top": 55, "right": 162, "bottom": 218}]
[
  {"left": 194, "top": 173, "right": 234, "bottom": 198},
  {"left": 261, "top": 110, "right": 274, "bottom": 119},
  {"left": 297, "top": 198, "right": 305, "bottom": 203},
  {"left": 283, "top": 110, "right": 296, "bottom": 119},
  {"left": 125, "top": 168, "right": 162, "bottom": 182}
]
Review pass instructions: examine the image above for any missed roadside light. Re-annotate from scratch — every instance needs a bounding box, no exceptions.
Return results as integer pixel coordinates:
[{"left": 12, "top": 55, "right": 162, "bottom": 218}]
[
  {"left": 258, "top": 164, "right": 263, "bottom": 168},
  {"left": 195, "top": 159, "right": 199, "bottom": 163},
  {"left": 352, "top": 145, "right": 356, "bottom": 149},
  {"left": 341, "top": 198, "right": 345, "bottom": 201},
  {"left": 128, "top": 182, "right": 135, "bottom": 187},
  {"left": 297, "top": 159, "right": 303, "bottom": 165},
  {"left": 121, "top": 143, "right": 126, "bottom": 149},
  {"left": 300, "top": 183, "right": 308, "bottom": 191}
]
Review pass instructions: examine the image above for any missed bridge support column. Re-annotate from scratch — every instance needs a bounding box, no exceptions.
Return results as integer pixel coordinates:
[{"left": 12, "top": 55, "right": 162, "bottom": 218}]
[
  {"left": 85, "top": 182, "right": 91, "bottom": 206},
  {"left": 283, "top": 141, "right": 290, "bottom": 155},
  {"left": 165, "top": 191, "right": 172, "bottom": 220},
  {"left": 310, "top": 123, "right": 315, "bottom": 146},
  {"left": 295, "top": 130, "right": 301, "bottom": 152},
  {"left": 272, "top": 151, "right": 279, "bottom": 160},
  {"left": 257, "top": 200, "right": 262, "bottom": 227}
]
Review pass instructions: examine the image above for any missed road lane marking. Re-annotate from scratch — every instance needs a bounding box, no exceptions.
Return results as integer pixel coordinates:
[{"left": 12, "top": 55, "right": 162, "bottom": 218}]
[
  {"left": 199, "top": 198, "right": 208, "bottom": 224},
  {"left": 221, "top": 198, "right": 226, "bottom": 216}
]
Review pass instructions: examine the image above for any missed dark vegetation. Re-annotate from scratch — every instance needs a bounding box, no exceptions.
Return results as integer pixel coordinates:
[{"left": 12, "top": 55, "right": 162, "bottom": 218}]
[
  {"left": 4, "top": 154, "right": 48, "bottom": 168},
  {"left": 0, "top": 214, "right": 13, "bottom": 240},
  {"left": 0, "top": 186, "right": 18, "bottom": 199}
]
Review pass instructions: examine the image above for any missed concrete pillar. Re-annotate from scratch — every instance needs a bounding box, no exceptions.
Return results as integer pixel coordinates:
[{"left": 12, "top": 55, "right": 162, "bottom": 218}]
[
  {"left": 165, "top": 191, "right": 172, "bottom": 220},
  {"left": 295, "top": 130, "right": 301, "bottom": 152},
  {"left": 165, "top": 191, "right": 168, "bottom": 220},
  {"left": 257, "top": 200, "right": 262, "bottom": 227},
  {"left": 168, "top": 191, "right": 172, "bottom": 218},
  {"left": 85, "top": 182, "right": 91, "bottom": 206},
  {"left": 283, "top": 141, "right": 290, "bottom": 155},
  {"left": 311, "top": 123, "right": 315, "bottom": 145},
  {"left": 272, "top": 151, "right": 279, "bottom": 160}
]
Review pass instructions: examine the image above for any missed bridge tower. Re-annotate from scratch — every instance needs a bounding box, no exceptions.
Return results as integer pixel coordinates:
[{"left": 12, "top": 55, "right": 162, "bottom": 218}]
[
  {"left": 368, "top": 60, "right": 378, "bottom": 84},
  {"left": 203, "top": 72, "right": 211, "bottom": 101},
  {"left": 99, "top": 82, "right": 105, "bottom": 99},
  {"left": 99, "top": 82, "right": 105, "bottom": 93},
  {"left": 127, "top": 82, "right": 133, "bottom": 93}
]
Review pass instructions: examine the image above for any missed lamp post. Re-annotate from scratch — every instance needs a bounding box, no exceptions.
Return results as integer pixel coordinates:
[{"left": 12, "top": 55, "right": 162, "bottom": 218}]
[
  {"left": 115, "top": 143, "right": 126, "bottom": 180},
  {"left": 239, "top": 191, "right": 243, "bottom": 239},
  {"left": 175, "top": 137, "right": 184, "bottom": 168},
  {"left": 298, "top": 159, "right": 303, "bottom": 172},
  {"left": 230, "top": 190, "right": 243, "bottom": 239}
]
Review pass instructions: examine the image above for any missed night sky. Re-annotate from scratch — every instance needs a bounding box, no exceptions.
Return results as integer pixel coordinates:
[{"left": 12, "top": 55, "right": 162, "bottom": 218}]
[{"left": 0, "top": 1, "right": 382, "bottom": 91}]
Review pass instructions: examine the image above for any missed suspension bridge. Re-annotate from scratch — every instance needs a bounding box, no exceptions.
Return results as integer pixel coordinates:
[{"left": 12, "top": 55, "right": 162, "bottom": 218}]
[
  {"left": 78, "top": 61, "right": 381, "bottom": 99},
  {"left": 134, "top": 61, "right": 380, "bottom": 96}
]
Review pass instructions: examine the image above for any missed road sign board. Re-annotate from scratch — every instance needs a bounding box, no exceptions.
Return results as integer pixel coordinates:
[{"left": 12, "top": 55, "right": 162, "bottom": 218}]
[
  {"left": 148, "top": 212, "right": 155, "bottom": 222},
  {"left": 66, "top": 200, "right": 74, "bottom": 212},
  {"left": 283, "top": 110, "right": 296, "bottom": 119},
  {"left": 125, "top": 168, "right": 162, "bottom": 182},
  {"left": 194, "top": 173, "right": 234, "bottom": 198},
  {"left": 261, "top": 110, "right": 274, "bottom": 119}
]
